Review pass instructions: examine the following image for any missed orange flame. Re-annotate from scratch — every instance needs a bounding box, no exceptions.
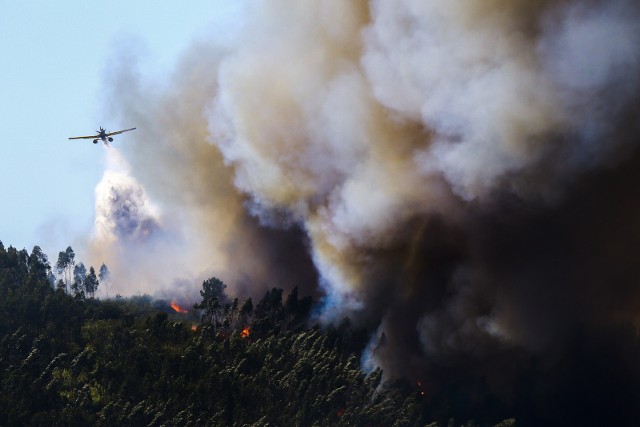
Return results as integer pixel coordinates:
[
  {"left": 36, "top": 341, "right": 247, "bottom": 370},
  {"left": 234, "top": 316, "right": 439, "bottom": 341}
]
[
  {"left": 171, "top": 301, "right": 188, "bottom": 313},
  {"left": 191, "top": 325, "right": 198, "bottom": 332},
  {"left": 241, "top": 326, "right": 250, "bottom": 338}
]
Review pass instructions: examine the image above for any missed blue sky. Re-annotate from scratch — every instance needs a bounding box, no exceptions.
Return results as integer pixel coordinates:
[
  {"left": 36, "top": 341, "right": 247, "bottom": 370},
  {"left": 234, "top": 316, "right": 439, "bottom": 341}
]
[{"left": 0, "top": 1, "right": 223, "bottom": 257}]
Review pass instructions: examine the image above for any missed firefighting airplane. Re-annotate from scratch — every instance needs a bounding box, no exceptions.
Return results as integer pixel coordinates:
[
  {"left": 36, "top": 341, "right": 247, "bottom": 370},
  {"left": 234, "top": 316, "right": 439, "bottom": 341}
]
[{"left": 68, "top": 127, "right": 136, "bottom": 145}]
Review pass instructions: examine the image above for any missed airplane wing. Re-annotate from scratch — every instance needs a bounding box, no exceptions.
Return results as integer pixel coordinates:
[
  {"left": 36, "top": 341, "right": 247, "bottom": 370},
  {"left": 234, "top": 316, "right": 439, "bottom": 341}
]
[
  {"left": 105, "top": 127, "right": 136, "bottom": 137},
  {"left": 69, "top": 134, "right": 99, "bottom": 140}
]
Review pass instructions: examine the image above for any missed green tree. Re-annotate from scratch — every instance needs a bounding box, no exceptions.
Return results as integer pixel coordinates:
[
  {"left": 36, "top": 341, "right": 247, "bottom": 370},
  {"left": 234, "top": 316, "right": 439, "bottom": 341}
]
[
  {"left": 283, "top": 286, "right": 311, "bottom": 331},
  {"left": 55, "top": 246, "right": 75, "bottom": 293},
  {"left": 28, "top": 246, "right": 50, "bottom": 280},
  {"left": 98, "top": 263, "right": 110, "bottom": 298},
  {"left": 85, "top": 267, "right": 99, "bottom": 298},
  {"left": 72, "top": 263, "right": 87, "bottom": 298},
  {"left": 253, "top": 288, "right": 284, "bottom": 336},
  {"left": 239, "top": 297, "right": 254, "bottom": 329},
  {"left": 194, "top": 277, "right": 228, "bottom": 334},
  {"left": 200, "top": 276, "right": 227, "bottom": 303}
]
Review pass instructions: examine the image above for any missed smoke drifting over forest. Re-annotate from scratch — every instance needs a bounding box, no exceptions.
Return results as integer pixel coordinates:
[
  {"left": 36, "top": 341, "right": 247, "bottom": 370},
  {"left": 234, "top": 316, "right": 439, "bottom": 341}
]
[{"left": 93, "top": 0, "right": 640, "bottom": 423}]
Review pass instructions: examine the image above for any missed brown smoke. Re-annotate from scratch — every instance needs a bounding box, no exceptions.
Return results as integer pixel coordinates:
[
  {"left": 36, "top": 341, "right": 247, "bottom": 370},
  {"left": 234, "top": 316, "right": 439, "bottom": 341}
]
[
  {"left": 95, "top": 0, "right": 640, "bottom": 423},
  {"left": 91, "top": 38, "right": 317, "bottom": 300}
]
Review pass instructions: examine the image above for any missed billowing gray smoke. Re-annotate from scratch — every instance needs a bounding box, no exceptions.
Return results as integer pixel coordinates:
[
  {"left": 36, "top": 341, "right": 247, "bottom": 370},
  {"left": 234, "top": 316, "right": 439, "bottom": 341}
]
[{"left": 94, "top": 0, "right": 640, "bottom": 423}]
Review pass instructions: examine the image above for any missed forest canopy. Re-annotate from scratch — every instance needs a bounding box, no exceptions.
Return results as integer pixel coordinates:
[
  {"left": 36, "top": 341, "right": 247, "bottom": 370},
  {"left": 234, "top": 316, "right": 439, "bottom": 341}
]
[{"left": 0, "top": 241, "right": 518, "bottom": 426}]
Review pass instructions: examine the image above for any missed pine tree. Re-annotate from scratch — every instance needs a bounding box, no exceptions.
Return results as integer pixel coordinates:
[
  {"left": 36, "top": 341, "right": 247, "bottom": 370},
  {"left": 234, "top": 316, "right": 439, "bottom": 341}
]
[{"left": 195, "top": 277, "right": 227, "bottom": 333}]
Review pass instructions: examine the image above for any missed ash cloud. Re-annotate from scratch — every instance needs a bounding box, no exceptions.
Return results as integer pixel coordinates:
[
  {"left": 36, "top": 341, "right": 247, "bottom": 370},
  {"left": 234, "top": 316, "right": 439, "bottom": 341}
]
[{"left": 97, "top": 0, "right": 640, "bottom": 423}]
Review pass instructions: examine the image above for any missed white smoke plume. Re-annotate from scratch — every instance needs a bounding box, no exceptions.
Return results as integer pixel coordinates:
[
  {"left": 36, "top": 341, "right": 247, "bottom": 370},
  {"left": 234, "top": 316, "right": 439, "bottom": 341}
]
[
  {"left": 91, "top": 148, "right": 193, "bottom": 299},
  {"left": 94, "top": 149, "right": 161, "bottom": 244},
  {"left": 96, "top": 1, "right": 640, "bottom": 422}
]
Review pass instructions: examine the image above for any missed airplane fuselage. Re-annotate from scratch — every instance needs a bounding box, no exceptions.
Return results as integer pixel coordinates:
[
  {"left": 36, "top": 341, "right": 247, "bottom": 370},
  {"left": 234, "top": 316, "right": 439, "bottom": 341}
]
[{"left": 94, "top": 128, "right": 113, "bottom": 145}]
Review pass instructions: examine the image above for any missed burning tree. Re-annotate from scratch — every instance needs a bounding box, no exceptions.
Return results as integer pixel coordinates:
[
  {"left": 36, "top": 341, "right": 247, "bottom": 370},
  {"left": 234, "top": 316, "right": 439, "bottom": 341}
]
[
  {"left": 170, "top": 301, "right": 188, "bottom": 313},
  {"left": 240, "top": 326, "right": 250, "bottom": 338}
]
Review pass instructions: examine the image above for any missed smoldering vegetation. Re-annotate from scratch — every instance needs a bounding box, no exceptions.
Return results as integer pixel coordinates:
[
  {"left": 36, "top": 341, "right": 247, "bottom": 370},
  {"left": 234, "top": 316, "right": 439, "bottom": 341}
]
[{"left": 86, "top": 0, "right": 640, "bottom": 424}]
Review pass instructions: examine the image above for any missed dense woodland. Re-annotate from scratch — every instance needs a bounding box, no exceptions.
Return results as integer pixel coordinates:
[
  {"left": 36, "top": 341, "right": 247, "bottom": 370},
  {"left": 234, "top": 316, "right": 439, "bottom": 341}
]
[{"left": 0, "top": 242, "right": 515, "bottom": 426}]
